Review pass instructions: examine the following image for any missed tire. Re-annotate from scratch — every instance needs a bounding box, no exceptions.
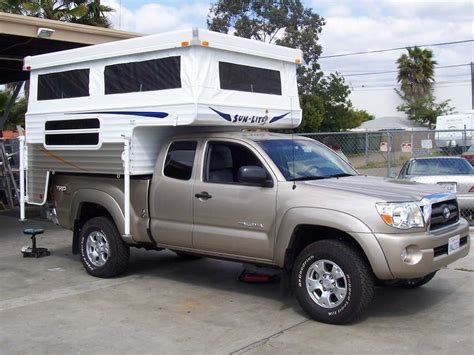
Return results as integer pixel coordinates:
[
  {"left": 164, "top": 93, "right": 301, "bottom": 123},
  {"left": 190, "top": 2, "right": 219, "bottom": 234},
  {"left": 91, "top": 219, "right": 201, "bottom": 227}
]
[
  {"left": 398, "top": 271, "right": 437, "bottom": 289},
  {"left": 80, "top": 217, "right": 129, "bottom": 278},
  {"left": 173, "top": 250, "right": 202, "bottom": 260},
  {"left": 292, "top": 240, "right": 374, "bottom": 325}
]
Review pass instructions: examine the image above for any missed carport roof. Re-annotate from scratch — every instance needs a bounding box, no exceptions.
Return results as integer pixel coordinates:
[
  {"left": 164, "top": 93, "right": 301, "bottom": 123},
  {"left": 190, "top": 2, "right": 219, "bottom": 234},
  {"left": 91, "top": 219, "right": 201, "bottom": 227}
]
[{"left": 0, "top": 12, "right": 140, "bottom": 84}]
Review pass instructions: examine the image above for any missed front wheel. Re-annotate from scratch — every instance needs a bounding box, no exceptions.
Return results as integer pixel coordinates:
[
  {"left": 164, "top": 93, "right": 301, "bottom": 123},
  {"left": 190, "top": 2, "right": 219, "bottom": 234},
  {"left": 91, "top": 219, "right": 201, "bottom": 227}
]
[
  {"left": 292, "top": 240, "right": 374, "bottom": 324},
  {"left": 80, "top": 217, "right": 130, "bottom": 278}
]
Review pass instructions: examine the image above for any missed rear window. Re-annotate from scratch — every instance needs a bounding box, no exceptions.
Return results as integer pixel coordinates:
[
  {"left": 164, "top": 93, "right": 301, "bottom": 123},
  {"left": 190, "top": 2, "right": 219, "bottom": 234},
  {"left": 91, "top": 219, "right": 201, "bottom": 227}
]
[
  {"left": 407, "top": 158, "right": 473, "bottom": 175},
  {"left": 163, "top": 141, "right": 197, "bottom": 180},
  {"left": 219, "top": 62, "right": 281, "bottom": 95},
  {"left": 37, "top": 69, "right": 90, "bottom": 100},
  {"left": 104, "top": 57, "right": 181, "bottom": 95}
]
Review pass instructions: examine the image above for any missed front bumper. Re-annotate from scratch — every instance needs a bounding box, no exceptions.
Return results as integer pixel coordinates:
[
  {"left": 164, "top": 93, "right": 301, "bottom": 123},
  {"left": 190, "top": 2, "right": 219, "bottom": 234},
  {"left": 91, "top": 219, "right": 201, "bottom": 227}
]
[{"left": 375, "top": 218, "right": 470, "bottom": 279}]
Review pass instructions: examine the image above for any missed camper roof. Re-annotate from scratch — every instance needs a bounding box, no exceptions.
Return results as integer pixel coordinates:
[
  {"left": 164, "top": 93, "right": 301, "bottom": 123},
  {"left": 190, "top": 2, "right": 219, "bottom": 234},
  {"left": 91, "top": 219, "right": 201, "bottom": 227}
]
[{"left": 24, "top": 28, "right": 302, "bottom": 70}]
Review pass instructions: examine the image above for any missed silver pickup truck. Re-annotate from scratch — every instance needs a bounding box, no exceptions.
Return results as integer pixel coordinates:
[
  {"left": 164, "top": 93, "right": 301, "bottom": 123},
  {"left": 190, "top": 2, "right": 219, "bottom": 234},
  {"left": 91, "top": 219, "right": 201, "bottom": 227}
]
[{"left": 51, "top": 131, "right": 470, "bottom": 324}]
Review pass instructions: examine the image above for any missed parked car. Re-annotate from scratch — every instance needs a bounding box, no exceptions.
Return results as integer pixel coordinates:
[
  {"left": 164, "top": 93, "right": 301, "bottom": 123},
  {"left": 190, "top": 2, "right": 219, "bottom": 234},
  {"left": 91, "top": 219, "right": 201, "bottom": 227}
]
[
  {"left": 462, "top": 145, "right": 474, "bottom": 165},
  {"left": 398, "top": 157, "right": 474, "bottom": 221}
]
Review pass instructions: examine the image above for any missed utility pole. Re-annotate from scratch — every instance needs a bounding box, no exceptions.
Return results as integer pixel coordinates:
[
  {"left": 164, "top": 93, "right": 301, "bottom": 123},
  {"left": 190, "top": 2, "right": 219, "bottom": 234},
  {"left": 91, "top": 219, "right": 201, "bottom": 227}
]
[{"left": 471, "top": 61, "right": 474, "bottom": 109}]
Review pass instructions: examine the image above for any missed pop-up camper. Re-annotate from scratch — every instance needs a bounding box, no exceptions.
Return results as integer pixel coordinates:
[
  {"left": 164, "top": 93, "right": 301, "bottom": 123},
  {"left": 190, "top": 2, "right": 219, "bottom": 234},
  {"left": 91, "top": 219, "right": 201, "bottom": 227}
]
[{"left": 21, "top": 28, "right": 302, "bottom": 221}]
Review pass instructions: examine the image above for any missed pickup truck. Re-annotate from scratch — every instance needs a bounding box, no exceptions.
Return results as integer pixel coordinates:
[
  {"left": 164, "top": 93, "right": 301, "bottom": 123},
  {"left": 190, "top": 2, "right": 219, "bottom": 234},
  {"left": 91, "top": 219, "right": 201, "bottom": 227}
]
[{"left": 51, "top": 131, "right": 470, "bottom": 324}]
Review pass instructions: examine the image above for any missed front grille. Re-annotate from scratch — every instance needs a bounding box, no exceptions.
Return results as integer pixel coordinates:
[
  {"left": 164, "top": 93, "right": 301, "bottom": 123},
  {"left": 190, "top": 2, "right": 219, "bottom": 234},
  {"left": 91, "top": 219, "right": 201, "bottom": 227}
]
[
  {"left": 433, "top": 236, "right": 468, "bottom": 257},
  {"left": 430, "top": 199, "right": 459, "bottom": 231}
]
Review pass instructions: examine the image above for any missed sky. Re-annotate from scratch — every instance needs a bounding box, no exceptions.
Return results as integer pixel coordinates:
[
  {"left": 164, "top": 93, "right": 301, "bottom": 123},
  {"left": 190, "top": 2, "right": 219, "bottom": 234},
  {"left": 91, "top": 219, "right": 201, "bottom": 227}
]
[{"left": 102, "top": 0, "right": 473, "bottom": 88}]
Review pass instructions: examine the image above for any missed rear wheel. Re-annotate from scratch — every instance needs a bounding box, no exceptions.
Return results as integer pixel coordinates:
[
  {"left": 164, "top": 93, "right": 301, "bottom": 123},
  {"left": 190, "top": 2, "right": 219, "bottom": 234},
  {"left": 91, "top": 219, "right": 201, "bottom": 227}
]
[
  {"left": 292, "top": 240, "right": 374, "bottom": 324},
  {"left": 80, "top": 217, "right": 129, "bottom": 278},
  {"left": 398, "top": 271, "right": 437, "bottom": 289}
]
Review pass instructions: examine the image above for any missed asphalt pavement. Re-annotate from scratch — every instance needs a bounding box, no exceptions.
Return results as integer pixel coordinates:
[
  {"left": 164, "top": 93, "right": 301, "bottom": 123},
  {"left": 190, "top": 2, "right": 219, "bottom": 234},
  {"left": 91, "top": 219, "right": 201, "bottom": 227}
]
[{"left": 0, "top": 214, "right": 473, "bottom": 354}]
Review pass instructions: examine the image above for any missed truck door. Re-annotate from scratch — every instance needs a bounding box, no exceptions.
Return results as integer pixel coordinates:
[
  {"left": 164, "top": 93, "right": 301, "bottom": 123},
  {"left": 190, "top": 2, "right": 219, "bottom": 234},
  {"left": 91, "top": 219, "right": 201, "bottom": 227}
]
[
  {"left": 192, "top": 140, "right": 277, "bottom": 260},
  {"left": 149, "top": 140, "right": 199, "bottom": 248}
]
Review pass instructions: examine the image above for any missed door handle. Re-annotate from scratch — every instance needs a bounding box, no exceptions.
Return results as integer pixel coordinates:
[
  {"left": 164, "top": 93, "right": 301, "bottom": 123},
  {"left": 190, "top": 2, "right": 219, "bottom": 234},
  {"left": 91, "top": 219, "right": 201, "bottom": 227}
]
[{"left": 195, "top": 191, "right": 212, "bottom": 200}]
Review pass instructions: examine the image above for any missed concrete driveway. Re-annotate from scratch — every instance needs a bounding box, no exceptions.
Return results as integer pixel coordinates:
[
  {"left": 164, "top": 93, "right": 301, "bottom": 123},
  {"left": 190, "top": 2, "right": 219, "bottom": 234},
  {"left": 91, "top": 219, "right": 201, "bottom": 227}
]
[{"left": 0, "top": 214, "right": 473, "bottom": 354}]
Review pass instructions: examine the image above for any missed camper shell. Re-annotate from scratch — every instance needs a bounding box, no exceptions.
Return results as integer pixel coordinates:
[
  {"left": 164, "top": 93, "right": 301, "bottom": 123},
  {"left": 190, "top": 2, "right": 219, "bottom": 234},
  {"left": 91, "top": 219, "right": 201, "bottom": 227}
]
[{"left": 22, "top": 28, "right": 302, "bottom": 207}]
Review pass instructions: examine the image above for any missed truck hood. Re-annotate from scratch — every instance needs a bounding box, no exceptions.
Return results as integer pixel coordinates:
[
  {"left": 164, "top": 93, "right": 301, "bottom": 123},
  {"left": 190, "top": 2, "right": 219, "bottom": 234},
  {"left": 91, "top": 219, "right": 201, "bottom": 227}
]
[{"left": 303, "top": 175, "right": 447, "bottom": 202}]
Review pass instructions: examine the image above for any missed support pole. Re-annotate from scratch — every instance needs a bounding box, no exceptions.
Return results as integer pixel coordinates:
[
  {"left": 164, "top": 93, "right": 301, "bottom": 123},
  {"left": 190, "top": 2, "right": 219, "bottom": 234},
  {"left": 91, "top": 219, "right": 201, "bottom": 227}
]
[
  {"left": 19, "top": 135, "right": 26, "bottom": 221},
  {"left": 122, "top": 137, "right": 131, "bottom": 237}
]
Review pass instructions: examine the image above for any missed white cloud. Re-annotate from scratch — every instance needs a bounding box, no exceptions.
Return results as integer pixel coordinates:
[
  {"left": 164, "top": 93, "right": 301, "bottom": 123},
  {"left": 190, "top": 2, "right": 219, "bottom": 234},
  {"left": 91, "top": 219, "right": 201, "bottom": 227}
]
[
  {"left": 102, "top": 0, "right": 209, "bottom": 34},
  {"left": 311, "top": 0, "right": 473, "bottom": 86}
]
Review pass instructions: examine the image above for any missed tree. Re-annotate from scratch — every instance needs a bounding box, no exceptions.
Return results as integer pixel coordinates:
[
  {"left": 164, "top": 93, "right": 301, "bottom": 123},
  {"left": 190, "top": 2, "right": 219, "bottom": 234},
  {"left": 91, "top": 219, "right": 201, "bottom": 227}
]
[
  {"left": 397, "top": 46, "right": 436, "bottom": 99},
  {"left": 208, "top": 0, "right": 325, "bottom": 94},
  {"left": 396, "top": 47, "right": 452, "bottom": 128},
  {"left": 207, "top": 1, "right": 371, "bottom": 132},
  {"left": 0, "top": 1, "right": 113, "bottom": 27},
  {"left": 0, "top": 91, "right": 27, "bottom": 130}
]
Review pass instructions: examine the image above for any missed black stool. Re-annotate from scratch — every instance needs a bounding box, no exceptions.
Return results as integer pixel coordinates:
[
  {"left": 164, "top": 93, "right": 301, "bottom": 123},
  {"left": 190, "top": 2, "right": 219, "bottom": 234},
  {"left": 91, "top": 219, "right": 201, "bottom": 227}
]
[{"left": 21, "top": 228, "right": 50, "bottom": 258}]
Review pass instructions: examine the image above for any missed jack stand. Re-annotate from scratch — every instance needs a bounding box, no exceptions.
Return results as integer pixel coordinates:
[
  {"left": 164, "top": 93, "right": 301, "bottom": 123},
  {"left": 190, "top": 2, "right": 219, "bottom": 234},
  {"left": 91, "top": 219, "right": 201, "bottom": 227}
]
[{"left": 21, "top": 228, "right": 50, "bottom": 258}]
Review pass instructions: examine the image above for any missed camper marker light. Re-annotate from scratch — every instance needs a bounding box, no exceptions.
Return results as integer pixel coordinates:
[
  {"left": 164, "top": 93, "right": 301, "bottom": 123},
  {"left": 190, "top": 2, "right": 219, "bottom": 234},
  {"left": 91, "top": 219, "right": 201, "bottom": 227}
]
[
  {"left": 201, "top": 40, "right": 209, "bottom": 46},
  {"left": 295, "top": 58, "right": 301, "bottom": 64},
  {"left": 181, "top": 41, "right": 190, "bottom": 47},
  {"left": 376, "top": 202, "right": 424, "bottom": 229}
]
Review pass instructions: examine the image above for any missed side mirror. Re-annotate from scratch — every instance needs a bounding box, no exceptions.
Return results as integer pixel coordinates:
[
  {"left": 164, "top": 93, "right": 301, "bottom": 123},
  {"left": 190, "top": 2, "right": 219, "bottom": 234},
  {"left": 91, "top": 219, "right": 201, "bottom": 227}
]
[{"left": 238, "top": 166, "right": 273, "bottom": 187}]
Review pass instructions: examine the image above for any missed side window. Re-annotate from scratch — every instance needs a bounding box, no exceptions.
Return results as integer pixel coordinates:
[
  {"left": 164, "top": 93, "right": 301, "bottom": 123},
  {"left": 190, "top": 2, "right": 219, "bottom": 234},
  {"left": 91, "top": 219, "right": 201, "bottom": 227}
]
[
  {"left": 44, "top": 118, "right": 99, "bottom": 147},
  {"left": 205, "top": 142, "right": 268, "bottom": 184},
  {"left": 163, "top": 141, "right": 197, "bottom": 180},
  {"left": 104, "top": 56, "right": 181, "bottom": 95},
  {"left": 219, "top": 62, "right": 282, "bottom": 95},
  {"left": 37, "top": 69, "right": 90, "bottom": 100}
]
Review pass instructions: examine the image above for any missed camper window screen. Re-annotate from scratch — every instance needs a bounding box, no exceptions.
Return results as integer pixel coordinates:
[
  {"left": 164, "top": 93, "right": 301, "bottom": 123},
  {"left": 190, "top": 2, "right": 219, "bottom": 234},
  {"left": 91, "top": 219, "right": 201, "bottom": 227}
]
[
  {"left": 104, "top": 56, "right": 181, "bottom": 95},
  {"left": 37, "top": 69, "right": 90, "bottom": 100},
  {"left": 219, "top": 62, "right": 282, "bottom": 95}
]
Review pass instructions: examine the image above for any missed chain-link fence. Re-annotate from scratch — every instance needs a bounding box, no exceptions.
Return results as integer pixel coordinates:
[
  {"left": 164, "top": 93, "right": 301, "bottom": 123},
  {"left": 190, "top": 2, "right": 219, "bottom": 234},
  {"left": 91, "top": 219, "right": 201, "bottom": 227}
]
[{"left": 301, "top": 129, "right": 474, "bottom": 223}]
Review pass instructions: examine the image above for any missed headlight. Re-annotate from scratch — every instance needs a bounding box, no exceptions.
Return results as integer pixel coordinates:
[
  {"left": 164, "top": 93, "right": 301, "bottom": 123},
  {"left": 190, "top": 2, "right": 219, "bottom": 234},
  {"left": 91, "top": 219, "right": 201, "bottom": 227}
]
[{"left": 376, "top": 202, "right": 425, "bottom": 229}]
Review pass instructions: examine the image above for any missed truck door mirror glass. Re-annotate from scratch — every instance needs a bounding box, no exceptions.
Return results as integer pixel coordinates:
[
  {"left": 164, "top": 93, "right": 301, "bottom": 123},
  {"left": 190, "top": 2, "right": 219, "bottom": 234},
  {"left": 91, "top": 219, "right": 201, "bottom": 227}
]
[{"left": 238, "top": 166, "right": 273, "bottom": 187}]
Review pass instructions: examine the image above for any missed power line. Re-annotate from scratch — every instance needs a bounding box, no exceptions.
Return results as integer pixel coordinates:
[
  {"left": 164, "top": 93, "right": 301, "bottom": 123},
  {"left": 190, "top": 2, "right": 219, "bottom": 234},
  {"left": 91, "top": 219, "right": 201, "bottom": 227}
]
[
  {"left": 320, "top": 39, "right": 474, "bottom": 59},
  {"left": 339, "top": 63, "right": 471, "bottom": 77}
]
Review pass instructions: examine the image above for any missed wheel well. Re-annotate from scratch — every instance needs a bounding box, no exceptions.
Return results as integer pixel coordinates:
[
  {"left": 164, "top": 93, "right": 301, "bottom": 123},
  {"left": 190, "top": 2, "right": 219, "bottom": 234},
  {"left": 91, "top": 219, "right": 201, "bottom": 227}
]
[
  {"left": 72, "top": 202, "right": 113, "bottom": 254},
  {"left": 284, "top": 225, "right": 370, "bottom": 271}
]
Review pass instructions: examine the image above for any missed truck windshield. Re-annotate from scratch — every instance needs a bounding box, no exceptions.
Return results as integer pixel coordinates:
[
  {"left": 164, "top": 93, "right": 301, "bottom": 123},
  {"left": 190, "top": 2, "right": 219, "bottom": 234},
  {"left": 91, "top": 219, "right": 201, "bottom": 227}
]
[{"left": 257, "top": 139, "right": 357, "bottom": 181}]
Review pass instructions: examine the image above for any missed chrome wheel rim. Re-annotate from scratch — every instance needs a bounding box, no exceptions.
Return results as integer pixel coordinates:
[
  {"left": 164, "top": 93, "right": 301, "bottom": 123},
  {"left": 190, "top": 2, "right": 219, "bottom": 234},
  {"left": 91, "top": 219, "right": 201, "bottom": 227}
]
[
  {"left": 305, "top": 259, "right": 347, "bottom": 309},
  {"left": 86, "top": 231, "right": 109, "bottom": 267}
]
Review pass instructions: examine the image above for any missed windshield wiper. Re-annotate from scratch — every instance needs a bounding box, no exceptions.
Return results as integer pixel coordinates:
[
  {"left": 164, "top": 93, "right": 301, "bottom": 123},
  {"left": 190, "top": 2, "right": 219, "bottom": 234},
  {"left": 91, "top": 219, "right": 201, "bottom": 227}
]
[
  {"left": 291, "top": 176, "right": 326, "bottom": 181},
  {"left": 326, "top": 173, "right": 355, "bottom": 178},
  {"left": 291, "top": 173, "right": 355, "bottom": 181}
]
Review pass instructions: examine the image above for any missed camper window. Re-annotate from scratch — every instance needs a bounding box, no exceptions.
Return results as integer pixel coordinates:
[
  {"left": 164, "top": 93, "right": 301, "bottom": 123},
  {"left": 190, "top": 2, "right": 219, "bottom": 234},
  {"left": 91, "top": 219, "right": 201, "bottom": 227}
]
[
  {"left": 219, "top": 62, "right": 281, "bottom": 95},
  {"left": 44, "top": 118, "right": 100, "bottom": 147},
  {"left": 37, "top": 69, "right": 90, "bottom": 100},
  {"left": 104, "top": 56, "right": 181, "bottom": 95}
]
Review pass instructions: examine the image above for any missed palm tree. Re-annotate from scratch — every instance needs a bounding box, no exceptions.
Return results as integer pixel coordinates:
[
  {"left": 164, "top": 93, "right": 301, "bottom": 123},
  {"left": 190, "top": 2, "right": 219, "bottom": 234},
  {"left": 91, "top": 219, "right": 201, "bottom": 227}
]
[
  {"left": 71, "top": 0, "right": 114, "bottom": 28},
  {"left": 396, "top": 46, "right": 437, "bottom": 100},
  {"left": 0, "top": 1, "right": 114, "bottom": 27}
]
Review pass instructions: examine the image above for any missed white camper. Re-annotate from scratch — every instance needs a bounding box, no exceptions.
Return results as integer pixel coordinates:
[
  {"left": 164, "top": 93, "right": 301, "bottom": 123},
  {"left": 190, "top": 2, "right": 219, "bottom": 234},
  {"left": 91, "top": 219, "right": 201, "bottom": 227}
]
[
  {"left": 21, "top": 28, "right": 302, "bottom": 211},
  {"left": 435, "top": 111, "right": 474, "bottom": 149}
]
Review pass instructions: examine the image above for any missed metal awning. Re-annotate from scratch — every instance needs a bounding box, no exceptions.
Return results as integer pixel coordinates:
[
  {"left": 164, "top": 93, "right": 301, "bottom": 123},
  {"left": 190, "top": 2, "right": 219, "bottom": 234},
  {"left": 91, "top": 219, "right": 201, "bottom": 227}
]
[{"left": 0, "top": 12, "right": 140, "bottom": 85}]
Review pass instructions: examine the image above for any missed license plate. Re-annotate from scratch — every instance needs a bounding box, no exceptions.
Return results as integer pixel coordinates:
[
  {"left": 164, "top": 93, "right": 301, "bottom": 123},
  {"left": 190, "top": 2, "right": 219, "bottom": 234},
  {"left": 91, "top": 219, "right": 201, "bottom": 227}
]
[
  {"left": 437, "top": 182, "right": 457, "bottom": 193},
  {"left": 448, "top": 235, "right": 460, "bottom": 255}
]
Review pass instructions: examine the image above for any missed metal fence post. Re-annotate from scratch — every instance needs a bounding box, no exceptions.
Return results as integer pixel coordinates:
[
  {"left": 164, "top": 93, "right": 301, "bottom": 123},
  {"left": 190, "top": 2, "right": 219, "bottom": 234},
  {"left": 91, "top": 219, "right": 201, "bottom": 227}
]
[
  {"left": 365, "top": 130, "right": 369, "bottom": 167},
  {"left": 463, "top": 124, "right": 467, "bottom": 153},
  {"left": 387, "top": 132, "right": 392, "bottom": 177}
]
